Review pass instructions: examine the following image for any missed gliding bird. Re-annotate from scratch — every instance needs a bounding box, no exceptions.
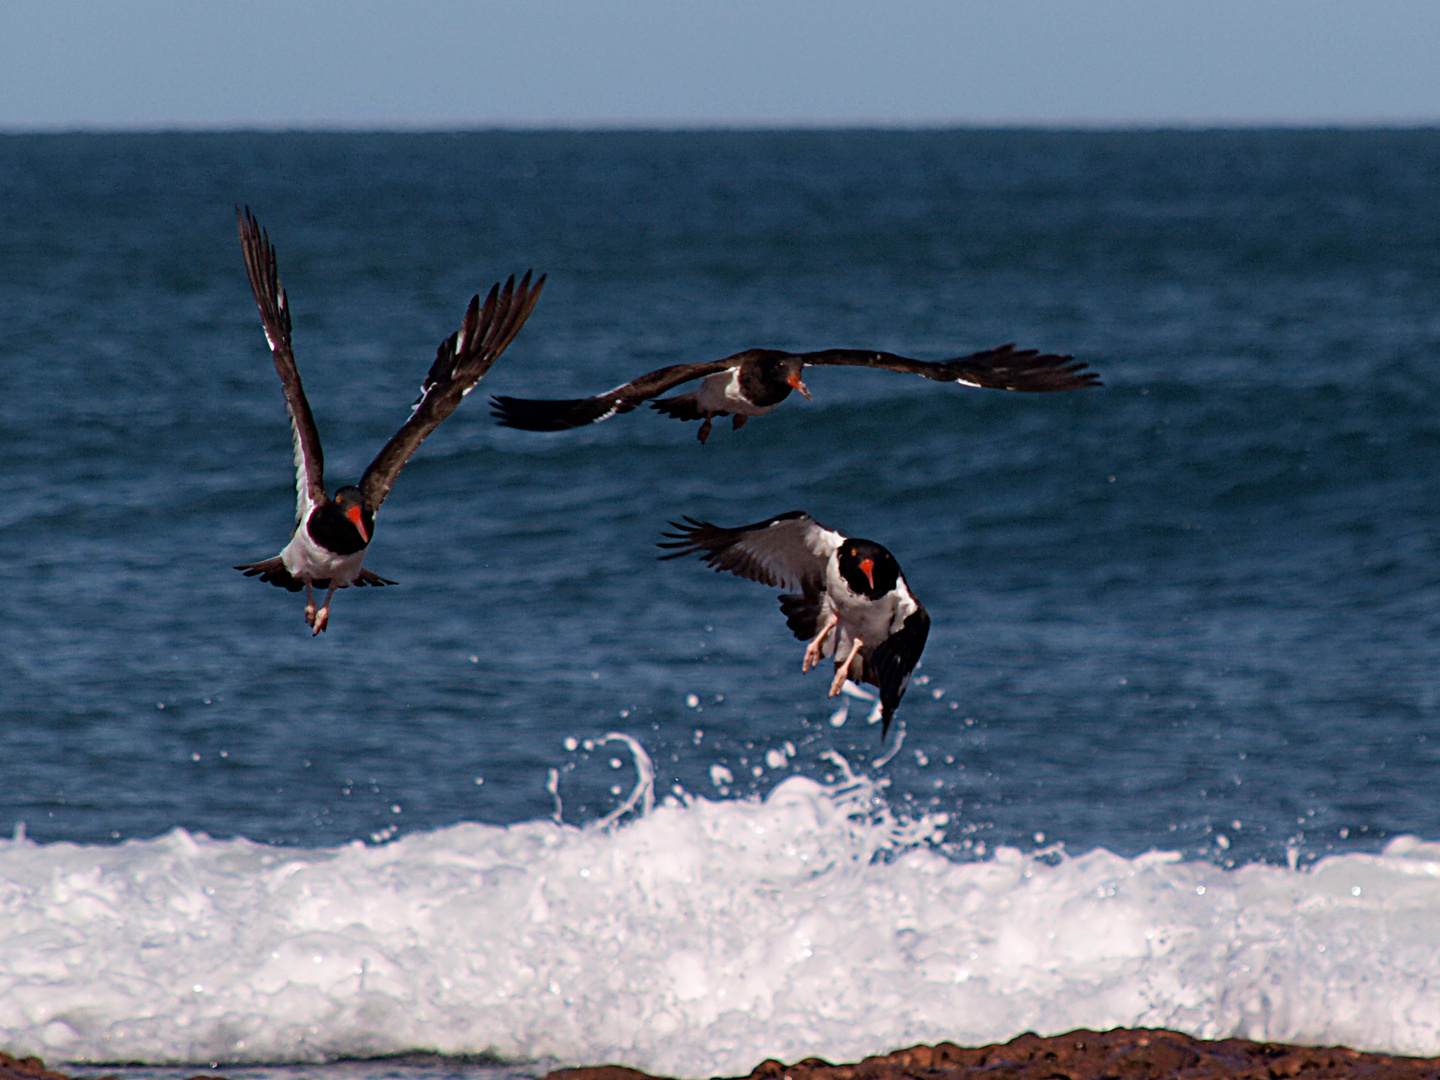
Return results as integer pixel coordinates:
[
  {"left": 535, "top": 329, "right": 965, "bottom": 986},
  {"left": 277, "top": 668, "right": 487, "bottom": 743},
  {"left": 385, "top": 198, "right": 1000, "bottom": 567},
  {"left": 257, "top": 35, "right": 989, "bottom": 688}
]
[{"left": 494, "top": 344, "right": 1099, "bottom": 444}]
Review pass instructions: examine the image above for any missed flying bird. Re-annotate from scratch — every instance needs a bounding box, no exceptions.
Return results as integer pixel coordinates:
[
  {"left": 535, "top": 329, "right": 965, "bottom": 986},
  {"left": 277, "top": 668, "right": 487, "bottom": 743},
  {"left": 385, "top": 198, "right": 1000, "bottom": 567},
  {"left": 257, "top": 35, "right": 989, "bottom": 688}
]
[
  {"left": 234, "top": 207, "right": 545, "bottom": 633},
  {"left": 659, "top": 511, "right": 929, "bottom": 737},
  {"left": 494, "top": 344, "right": 1098, "bottom": 443}
]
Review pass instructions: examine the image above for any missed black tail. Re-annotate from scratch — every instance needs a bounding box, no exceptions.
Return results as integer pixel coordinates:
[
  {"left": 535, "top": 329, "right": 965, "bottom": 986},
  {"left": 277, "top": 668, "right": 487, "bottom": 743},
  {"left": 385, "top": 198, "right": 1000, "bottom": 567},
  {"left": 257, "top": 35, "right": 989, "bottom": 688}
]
[
  {"left": 236, "top": 556, "right": 304, "bottom": 592},
  {"left": 650, "top": 393, "right": 707, "bottom": 422},
  {"left": 353, "top": 569, "right": 398, "bottom": 587}
]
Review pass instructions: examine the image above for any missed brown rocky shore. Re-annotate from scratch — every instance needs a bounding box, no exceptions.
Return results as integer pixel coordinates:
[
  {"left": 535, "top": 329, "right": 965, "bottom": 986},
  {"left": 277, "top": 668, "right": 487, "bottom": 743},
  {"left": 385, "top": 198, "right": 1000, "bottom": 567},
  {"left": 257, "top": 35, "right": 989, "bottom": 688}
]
[
  {"left": 6, "top": 1029, "right": 1440, "bottom": 1080},
  {"left": 547, "top": 1029, "right": 1440, "bottom": 1080}
]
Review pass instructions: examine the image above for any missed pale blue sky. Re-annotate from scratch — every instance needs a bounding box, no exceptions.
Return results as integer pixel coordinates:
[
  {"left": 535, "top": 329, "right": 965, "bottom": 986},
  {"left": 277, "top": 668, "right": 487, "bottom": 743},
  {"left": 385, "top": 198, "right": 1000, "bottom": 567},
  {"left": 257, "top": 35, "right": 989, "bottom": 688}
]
[{"left": 2, "top": 1, "right": 1438, "bottom": 129}]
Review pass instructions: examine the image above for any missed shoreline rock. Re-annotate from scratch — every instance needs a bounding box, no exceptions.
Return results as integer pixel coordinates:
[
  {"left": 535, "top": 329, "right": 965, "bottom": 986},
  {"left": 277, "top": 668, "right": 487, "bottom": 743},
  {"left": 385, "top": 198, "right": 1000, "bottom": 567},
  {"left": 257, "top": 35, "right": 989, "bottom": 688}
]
[
  {"left": 7, "top": 1028, "right": 1440, "bottom": 1080},
  {"left": 546, "top": 1029, "right": 1440, "bottom": 1080}
]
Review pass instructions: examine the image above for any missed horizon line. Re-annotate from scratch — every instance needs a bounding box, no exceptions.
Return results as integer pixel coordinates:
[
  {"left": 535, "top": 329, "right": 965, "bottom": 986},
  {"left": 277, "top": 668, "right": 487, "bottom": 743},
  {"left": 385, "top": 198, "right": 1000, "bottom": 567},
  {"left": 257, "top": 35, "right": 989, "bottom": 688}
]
[{"left": 3, "top": 118, "right": 1440, "bottom": 137}]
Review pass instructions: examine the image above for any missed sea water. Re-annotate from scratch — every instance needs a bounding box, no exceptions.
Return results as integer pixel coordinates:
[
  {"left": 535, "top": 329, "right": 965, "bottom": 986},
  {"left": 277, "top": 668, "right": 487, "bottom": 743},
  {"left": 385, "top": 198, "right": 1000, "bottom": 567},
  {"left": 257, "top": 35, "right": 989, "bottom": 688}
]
[
  {"left": 1, "top": 130, "right": 1439, "bottom": 1073},
  {"left": 4, "top": 752, "right": 1440, "bottom": 1075}
]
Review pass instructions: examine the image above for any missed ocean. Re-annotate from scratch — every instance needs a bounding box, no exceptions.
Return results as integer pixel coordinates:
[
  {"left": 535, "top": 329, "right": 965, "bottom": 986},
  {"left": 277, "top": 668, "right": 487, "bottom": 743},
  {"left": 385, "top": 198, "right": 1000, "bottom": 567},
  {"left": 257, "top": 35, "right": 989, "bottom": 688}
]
[{"left": 1, "top": 129, "right": 1438, "bottom": 1074}]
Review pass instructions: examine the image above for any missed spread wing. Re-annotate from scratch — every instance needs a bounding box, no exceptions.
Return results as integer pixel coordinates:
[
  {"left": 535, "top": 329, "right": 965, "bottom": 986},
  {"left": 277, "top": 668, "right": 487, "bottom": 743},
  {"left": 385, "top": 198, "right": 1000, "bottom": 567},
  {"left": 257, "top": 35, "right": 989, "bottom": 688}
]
[
  {"left": 237, "top": 207, "right": 326, "bottom": 528},
  {"left": 490, "top": 355, "right": 743, "bottom": 431},
  {"left": 866, "top": 601, "right": 930, "bottom": 738},
  {"left": 800, "top": 344, "right": 1100, "bottom": 391},
  {"left": 658, "top": 510, "right": 844, "bottom": 594},
  {"left": 359, "top": 271, "right": 545, "bottom": 514}
]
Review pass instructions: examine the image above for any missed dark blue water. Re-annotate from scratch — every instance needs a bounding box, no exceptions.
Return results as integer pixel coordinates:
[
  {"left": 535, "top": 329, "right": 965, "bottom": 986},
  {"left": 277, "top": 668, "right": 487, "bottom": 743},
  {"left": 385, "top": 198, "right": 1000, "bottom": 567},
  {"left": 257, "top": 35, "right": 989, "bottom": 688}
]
[{"left": 2, "top": 129, "right": 1438, "bottom": 866}]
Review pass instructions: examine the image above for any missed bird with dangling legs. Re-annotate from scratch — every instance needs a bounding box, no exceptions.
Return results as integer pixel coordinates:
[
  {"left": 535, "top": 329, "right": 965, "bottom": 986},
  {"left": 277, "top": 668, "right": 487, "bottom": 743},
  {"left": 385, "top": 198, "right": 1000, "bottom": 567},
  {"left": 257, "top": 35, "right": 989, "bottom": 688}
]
[
  {"left": 659, "top": 510, "right": 929, "bottom": 738},
  {"left": 234, "top": 206, "right": 545, "bottom": 633}
]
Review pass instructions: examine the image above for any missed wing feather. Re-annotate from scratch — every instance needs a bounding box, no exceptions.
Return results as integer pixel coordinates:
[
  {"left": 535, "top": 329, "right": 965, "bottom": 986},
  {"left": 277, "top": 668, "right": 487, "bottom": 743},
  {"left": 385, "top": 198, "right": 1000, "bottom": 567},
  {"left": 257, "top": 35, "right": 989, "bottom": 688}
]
[
  {"left": 801, "top": 344, "right": 1101, "bottom": 391},
  {"left": 237, "top": 207, "right": 327, "bottom": 527},
  {"left": 658, "top": 510, "right": 843, "bottom": 593},
  {"left": 491, "top": 355, "right": 745, "bottom": 431},
  {"left": 866, "top": 601, "right": 930, "bottom": 738},
  {"left": 359, "top": 270, "right": 545, "bottom": 513}
]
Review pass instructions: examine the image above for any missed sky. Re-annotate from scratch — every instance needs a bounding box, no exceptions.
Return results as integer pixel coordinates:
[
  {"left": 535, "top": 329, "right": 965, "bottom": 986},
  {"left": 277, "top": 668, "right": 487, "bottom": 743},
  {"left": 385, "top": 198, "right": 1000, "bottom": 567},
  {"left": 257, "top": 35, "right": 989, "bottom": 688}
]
[{"left": 2, "top": 1, "right": 1438, "bottom": 129}]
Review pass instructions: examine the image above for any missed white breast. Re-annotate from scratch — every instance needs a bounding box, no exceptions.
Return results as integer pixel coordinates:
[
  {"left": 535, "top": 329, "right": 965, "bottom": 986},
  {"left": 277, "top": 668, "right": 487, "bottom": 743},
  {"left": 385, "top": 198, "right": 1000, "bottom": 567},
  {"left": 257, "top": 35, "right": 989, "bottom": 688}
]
[{"left": 279, "top": 523, "right": 368, "bottom": 586}]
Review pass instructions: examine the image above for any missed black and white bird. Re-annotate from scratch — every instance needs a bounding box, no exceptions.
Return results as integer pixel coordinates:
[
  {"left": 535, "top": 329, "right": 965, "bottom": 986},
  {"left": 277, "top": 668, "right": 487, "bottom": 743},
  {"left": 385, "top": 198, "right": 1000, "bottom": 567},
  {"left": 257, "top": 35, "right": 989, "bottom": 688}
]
[
  {"left": 234, "top": 207, "right": 545, "bottom": 633},
  {"left": 494, "top": 344, "right": 1099, "bottom": 443},
  {"left": 659, "top": 511, "right": 930, "bottom": 737}
]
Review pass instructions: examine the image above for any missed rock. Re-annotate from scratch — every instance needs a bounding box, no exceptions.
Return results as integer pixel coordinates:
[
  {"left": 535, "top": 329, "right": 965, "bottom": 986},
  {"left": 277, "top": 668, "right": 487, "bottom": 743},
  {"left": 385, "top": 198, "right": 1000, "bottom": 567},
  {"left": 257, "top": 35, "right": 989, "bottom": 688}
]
[{"left": 545, "top": 1029, "right": 1440, "bottom": 1080}]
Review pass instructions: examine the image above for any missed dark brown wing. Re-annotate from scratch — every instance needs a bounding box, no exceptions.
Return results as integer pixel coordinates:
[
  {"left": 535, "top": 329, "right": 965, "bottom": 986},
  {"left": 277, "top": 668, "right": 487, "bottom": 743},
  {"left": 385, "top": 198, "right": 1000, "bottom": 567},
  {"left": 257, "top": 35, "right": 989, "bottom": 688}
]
[
  {"left": 237, "top": 206, "right": 327, "bottom": 527},
  {"left": 866, "top": 602, "right": 930, "bottom": 739},
  {"left": 658, "top": 510, "right": 844, "bottom": 593},
  {"left": 800, "top": 344, "right": 1101, "bottom": 391},
  {"left": 491, "top": 355, "right": 746, "bottom": 431},
  {"left": 359, "top": 271, "right": 545, "bottom": 513}
]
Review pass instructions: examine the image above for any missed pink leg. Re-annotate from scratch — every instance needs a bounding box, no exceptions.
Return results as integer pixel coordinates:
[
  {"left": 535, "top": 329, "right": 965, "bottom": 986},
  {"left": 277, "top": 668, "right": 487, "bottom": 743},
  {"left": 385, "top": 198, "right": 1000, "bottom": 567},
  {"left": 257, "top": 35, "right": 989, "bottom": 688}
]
[
  {"left": 304, "top": 584, "right": 318, "bottom": 627},
  {"left": 829, "top": 637, "right": 864, "bottom": 697},
  {"left": 803, "top": 613, "right": 839, "bottom": 673}
]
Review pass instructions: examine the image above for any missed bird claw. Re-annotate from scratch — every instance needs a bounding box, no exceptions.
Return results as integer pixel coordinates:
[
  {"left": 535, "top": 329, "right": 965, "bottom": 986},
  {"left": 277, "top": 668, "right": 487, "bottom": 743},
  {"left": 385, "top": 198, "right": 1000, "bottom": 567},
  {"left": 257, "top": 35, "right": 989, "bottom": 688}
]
[
  {"left": 311, "top": 608, "right": 330, "bottom": 635},
  {"left": 304, "top": 604, "right": 317, "bottom": 627}
]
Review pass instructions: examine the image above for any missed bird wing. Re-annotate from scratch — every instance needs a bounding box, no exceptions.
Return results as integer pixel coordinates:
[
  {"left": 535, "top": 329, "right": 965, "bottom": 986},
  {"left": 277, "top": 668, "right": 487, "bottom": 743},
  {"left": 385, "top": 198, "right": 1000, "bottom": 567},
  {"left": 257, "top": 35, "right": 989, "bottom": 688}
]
[
  {"left": 658, "top": 510, "right": 844, "bottom": 593},
  {"left": 867, "top": 599, "right": 930, "bottom": 738},
  {"left": 800, "top": 344, "right": 1101, "bottom": 391},
  {"left": 238, "top": 207, "right": 327, "bottom": 529},
  {"left": 358, "top": 271, "right": 545, "bottom": 514},
  {"left": 491, "top": 355, "right": 743, "bottom": 431}
]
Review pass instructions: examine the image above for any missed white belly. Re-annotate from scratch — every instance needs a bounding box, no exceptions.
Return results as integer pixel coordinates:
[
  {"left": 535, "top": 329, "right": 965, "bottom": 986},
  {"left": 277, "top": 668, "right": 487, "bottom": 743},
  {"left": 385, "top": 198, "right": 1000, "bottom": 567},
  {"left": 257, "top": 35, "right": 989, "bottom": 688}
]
[
  {"left": 815, "top": 559, "right": 905, "bottom": 666},
  {"left": 279, "top": 526, "right": 367, "bottom": 586},
  {"left": 828, "top": 592, "right": 900, "bottom": 657},
  {"left": 695, "top": 370, "right": 777, "bottom": 417}
]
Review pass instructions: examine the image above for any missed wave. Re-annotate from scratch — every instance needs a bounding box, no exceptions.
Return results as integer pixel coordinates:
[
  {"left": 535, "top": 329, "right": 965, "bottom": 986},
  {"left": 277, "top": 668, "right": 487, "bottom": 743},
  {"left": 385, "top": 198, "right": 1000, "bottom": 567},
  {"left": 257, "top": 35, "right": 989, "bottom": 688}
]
[{"left": 1, "top": 739, "right": 1438, "bottom": 1078}]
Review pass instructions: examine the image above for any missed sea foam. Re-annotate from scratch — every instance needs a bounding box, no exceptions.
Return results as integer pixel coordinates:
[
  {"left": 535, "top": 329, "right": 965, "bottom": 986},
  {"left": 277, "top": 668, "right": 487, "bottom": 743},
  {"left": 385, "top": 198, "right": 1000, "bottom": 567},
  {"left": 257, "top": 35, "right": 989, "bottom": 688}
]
[{"left": 1, "top": 746, "right": 1438, "bottom": 1078}]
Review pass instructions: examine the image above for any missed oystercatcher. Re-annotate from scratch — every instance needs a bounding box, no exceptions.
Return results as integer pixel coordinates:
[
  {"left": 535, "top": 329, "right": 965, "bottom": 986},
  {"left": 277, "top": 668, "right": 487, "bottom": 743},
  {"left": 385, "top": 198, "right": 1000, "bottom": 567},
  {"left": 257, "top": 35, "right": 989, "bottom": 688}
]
[
  {"left": 493, "top": 344, "right": 1098, "bottom": 443},
  {"left": 234, "top": 207, "right": 544, "bottom": 634},
  {"left": 659, "top": 511, "right": 929, "bottom": 736}
]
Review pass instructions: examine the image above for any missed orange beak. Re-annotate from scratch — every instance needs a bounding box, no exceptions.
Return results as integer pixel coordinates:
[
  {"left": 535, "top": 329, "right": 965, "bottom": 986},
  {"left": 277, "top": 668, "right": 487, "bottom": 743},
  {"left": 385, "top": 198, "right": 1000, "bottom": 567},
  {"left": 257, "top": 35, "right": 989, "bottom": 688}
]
[
  {"left": 859, "top": 558, "right": 875, "bottom": 589},
  {"left": 786, "top": 371, "right": 812, "bottom": 400},
  {"left": 345, "top": 504, "right": 370, "bottom": 543}
]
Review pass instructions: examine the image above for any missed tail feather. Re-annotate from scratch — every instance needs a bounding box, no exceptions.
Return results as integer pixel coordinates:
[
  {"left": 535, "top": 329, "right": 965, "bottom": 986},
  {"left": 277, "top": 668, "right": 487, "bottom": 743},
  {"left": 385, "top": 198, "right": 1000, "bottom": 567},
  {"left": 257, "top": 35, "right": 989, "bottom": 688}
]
[
  {"left": 235, "top": 557, "right": 305, "bottom": 592},
  {"left": 650, "top": 393, "right": 708, "bottom": 422},
  {"left": 353, "top": 569, "right": 397, "bottom": 587}
]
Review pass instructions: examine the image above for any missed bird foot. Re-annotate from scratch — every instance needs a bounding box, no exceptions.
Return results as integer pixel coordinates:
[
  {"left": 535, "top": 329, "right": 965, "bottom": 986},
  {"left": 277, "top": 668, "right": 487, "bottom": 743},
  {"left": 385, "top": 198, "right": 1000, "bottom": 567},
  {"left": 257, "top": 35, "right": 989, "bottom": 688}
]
[
  {"left": 311, "top": 607, "right": 330, "bottom": 635},
  {"left": 697, "top": 416, "right": 714, "bottom": 444},
  {"left": 803, "top": 639, "right": 824, "bottom": 673},
  {"left": 304, "top": 604, "right": 317, "bottom": 627}
]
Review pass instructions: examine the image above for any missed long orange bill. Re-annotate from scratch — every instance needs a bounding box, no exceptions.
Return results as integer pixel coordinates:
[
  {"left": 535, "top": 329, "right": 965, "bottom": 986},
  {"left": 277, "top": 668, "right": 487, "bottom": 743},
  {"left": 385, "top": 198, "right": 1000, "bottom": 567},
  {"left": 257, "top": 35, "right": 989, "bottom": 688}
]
[
  {"left": 345, "top": 504, "right": 370, "bottom": 543},
  {"left": 859, "top": 558, "right": 875, "bottom": 589},
  {"left": 787, "top": 372, "right": 812, "bottom": 400}
]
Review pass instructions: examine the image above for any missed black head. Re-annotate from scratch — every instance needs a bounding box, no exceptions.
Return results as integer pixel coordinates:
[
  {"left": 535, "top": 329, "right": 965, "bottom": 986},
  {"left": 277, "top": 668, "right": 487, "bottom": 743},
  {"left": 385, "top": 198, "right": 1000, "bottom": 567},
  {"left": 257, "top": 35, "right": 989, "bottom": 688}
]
[
  {"left": 307, "top": 486, "right": 374, "bottom": 555},
  {"left": 837, "top": 539, "right": 900, "bottom": 600},
  {"left": 739, "top": 351, "right": 811, "bottom": 407}
]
